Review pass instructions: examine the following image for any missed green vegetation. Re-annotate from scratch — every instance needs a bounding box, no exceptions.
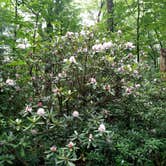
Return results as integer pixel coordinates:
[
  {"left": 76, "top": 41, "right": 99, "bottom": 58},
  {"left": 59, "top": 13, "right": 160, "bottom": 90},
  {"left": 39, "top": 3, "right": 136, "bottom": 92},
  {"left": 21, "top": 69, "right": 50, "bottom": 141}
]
[{"left": 0, "top": 0, "right": 166, "bottom": 165}]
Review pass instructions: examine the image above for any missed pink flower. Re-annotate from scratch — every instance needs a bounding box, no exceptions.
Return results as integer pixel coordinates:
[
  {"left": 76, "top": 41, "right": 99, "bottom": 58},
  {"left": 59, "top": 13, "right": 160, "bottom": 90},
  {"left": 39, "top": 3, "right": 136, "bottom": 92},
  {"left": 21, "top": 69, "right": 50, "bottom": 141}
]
[
  {"left": 89, "top": 78, "right": 97, "bottom": 84},
  {"left": 103, "top": 41, "right": 113, "bottom": 50},
  {"left": 37, "top": 108, "right": 45, "bottom": 116},
  {"left": 31, "top": 76, "right": 36, "bottom": 80},
  {"left": 25, "top": 106, "right": 32, "bottom": 112},
  {"left": 6, "top": 79, "right": 15, "bottom": 86},
  {"left": 125, "top": 87, "right": 132, "bottom": 94},
  {"left": 50, "top": 145, "right": 57, "bottom": 152},
  {"left": 38, "top": 101, "right": 43, "bottom": 107},
  {"left": 68, "top": 141, "right": 74, "bottom": 149},
  {"left": 72, "top": 111, "right": 79, "bottom": 118},
  {"left": 92, "top": 44, "right": 104, "bottom": 52},
  {"left": 98, "top": 124, "right": 106, "bottom": 132}
]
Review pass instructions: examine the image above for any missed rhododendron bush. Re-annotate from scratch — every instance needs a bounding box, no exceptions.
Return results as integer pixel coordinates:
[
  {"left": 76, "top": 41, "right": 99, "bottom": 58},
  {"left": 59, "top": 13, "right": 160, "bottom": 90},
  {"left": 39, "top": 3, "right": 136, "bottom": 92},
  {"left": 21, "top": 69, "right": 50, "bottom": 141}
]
[{"left": 0, "top": 30, "right": 166, "bottom": 166}]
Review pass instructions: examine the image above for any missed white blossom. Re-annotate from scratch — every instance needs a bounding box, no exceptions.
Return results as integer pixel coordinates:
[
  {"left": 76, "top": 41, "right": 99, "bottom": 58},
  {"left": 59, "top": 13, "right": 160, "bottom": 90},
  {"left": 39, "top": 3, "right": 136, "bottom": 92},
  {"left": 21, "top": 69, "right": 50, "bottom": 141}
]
[
  {"left": 63, "top": 59, "right": 68, "bottom": 63},
  {"left": 80, "top": 30, "right": 86, "bottom": 36},
  {"left": 82, "top": 48, "right": 88, "bottom": 52},
  {"left": 92, "top": 44, "right": 104, "bottom": 52},
  {"left": 69, "top": 56, "right": 76, "bottom": 64},
  {"left": 72, "top": 111, "right": 79, "bottom": 118},
  {"left": 126, "top": 64, "right": 132, "bottom": 72},
  {"left": 89, "top": 134, "right": 93, "bottom": 142},
  {"left": 117, "top": 30, "right": 122, "bottom": 35},
  {"left": 25, "top": 106, "right": 32, "bottom": 112},
  {"left": 6, "top": 79, "right": 15, "bottom": 86},
  {"left": 66, "top": 31, "right": 74, "bottom": 38},
  {"left": 135, "top": 84, "right": 140, "bottom": 88},
  {"left": 125, "top": 87, "right": 133, "bottom": 95},
  {"left": 3, "top": 56, "right": 11, "bottom": 62},
  {"left": 89, "top": 78, "right": 97, "bottom": 84},
  {"left": 98, "top": 123, "right": 106, "bottom": 132},
  {"left": 103, "top": 41, "right": 113, "bottom": 50},
  {"left": 125, "top": 42, "right": 135, "bottom": 50},
  {"left": 37, "top": 108, "right": 45, "bottom": 116}
]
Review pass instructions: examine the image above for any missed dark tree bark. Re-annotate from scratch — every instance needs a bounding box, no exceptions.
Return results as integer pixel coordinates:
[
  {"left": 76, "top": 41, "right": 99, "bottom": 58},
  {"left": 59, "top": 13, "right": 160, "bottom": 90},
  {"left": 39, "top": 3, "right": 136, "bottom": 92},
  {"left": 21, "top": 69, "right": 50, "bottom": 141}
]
[
  {"left": 44, "top": 20, "right": 53, "bottom": 96},
  {"left": 136, "top": 0, "right": 140, "bottom": 62},
  {"left": 160, "top": 49, "right": 166, "bottom": 72},
  {"left": 160, "top": 48, "right": 166, "bottom": 80},
  {"left": 97, "top": 0, "right": 105, "bottom": 22},
  {"left": 107, "top": 0, "right": 114, "bottom": 32}
]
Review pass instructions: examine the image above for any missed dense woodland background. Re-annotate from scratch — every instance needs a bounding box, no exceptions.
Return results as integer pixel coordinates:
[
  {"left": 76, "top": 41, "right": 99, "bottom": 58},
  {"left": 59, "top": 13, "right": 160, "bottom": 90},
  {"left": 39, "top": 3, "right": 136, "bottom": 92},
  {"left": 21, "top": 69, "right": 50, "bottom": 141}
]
[{"left": 0, "top": 0, "right": 166, "bottom": 166}]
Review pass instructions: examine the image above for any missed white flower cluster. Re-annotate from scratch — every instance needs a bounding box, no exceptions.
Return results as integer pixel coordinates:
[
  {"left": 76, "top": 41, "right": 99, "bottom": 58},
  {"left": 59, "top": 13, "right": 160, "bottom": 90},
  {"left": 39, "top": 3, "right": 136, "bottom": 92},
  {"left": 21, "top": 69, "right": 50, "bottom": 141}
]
[
  {"left": 58, "top": 71, "right": 67, "bottom": 79},
  {"left": 89, "top": 78, "right": 97, "bottom": 84},
  {"left": 6, "top": 79, "right": 15, "bottom": 86},
  {"left": 25, "top": 106, "right": 32, "bottom": 113},
  {"left": 65, "top": 31, "right": 74, "bottom": 38},
  {"left": 125, "top": 42, "right": 135, "bottom": 50},
  {"left": 117, "top": 30, "right": 122, "bottom": 35},
  {"left": 92, "top": 41, "right": 113, "bottom": 52},
  {"left": 72, "top": 111, "right": 79, "bottom": 118},
  {"left": 63, "top": 56, "right": 77, "bottom": 64},
  {"left": 50, "top": 145, "right": 57, "bottom": 152},
  {"left": 98, "top": 123, "right": 106, "bottom": 132},
  {"left": 37, "top": 108, "right": 45, "bottom": 116}
]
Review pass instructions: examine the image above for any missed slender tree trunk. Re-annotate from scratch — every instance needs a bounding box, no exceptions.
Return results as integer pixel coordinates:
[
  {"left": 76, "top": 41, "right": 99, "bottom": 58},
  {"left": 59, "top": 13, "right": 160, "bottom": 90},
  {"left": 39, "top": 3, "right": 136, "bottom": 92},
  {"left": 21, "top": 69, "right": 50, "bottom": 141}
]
[
  {"left": 107, "top": 0, "right": 114, "bottom": 32},
  {"left": 13, "top": 0, "right": 18, "bottom": 52},
  {"left": 160, "top": 49, "right": 166, "bottom": 80},
  {"left": 33, "top": 13, "right": 39, "bottom": 53},
  {"left": 44, "top": 21, "right": 53, "bottom": 96},
  {"left": 136, "top": 0, "right": 140, "bottom": 62},
  {"left": 160, "top": 49, "right": 166, "bottom": 72},
  {"left": 30, "top": 13, "right": 40, "bottom": 95},
  {"left": 97, "top": 0, "right": 105, "bottom": 22}
]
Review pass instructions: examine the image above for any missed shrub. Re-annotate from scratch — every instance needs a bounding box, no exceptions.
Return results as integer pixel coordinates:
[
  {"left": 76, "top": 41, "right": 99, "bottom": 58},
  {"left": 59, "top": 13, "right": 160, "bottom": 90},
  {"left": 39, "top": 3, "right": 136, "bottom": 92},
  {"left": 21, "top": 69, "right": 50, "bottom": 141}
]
[{"left": 0, "top": 30, "right": 166, "bottom": 165}]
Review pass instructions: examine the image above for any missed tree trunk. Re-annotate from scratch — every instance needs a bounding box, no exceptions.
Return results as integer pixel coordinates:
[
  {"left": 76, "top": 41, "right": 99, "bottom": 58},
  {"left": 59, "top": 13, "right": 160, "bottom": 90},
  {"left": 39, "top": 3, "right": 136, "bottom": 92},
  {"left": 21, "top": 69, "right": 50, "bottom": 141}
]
[
  {"left": 13, "top": 0, "right": 18, "bottom": 52},
  {"left": 97, "top": 0, "right": 105, "bottom": 22},
  {"left": 160, "top": 48, "right": 166, "bottom": 80},
  {"left": 44, "top": 21, "right": 53, "bottom": 96},
  {"left": 160, "top": 49, "right": 166, "bottom": 72},
  {"left": 107, "top": 0, "right": 114, "bottom": 32},
  {"left": 136, "top": 0, "right": 140, "bottom": 62}
]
